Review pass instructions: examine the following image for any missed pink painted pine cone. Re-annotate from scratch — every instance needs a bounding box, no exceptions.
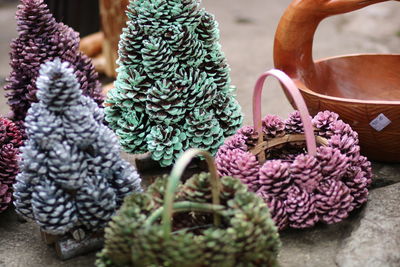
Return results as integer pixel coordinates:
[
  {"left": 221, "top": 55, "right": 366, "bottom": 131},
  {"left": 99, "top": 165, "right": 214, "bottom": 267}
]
[
  {"left": 343, "top": 167, "right": 369, "bottom": 209},
  {"left": 329, "top": 134, "right": 360, "bottom": 164},
  {"left": 215, "top": 148, "right": 260, "bottom": 191},
  {"left": 259, "top": 160, "right": 291, "bottom": 199},
  {"left": 330, "top": 120, "right": 358, "bottom": 140},
  {"left": 312, "top": 111, "right": 339, "bottom": 138},
  {"left": 262, "top": 115, "right": 285, "bottom": 139},
  {"left": 257, "top": 191, "right": 288, "bottom": 230},
  {"left": 285, "top": 185, "right": 318, "bottom": 229},
  {"left": 237, "top": 126, "right": 259, "bottom": 147},
  {"left": 315, "top": 180, "right": 354, "bottom": 224},
  {"left": 284, "top": 110, "right": 307, "bottom": 134},
  {"left": 290, "top": 154, "right": 323, "bottom": 193},
  {"left": 316, "top": 146, "right": 349, "bottom": 181},
  {"left": 0, "top": 184, "right": 12, "bottom": 212}
]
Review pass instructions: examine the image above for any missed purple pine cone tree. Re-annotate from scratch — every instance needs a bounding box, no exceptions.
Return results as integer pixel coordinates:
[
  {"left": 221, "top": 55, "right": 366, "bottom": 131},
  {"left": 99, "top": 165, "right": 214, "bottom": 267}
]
[
  {"left": 0, "top": 118, "right": 23, "bottom": 213},
  {"left": 13, "top": 60, "right": 141, "bottom": 235},
  {"left": 5, "top": 0, "right": 103, "bottom": 122}
]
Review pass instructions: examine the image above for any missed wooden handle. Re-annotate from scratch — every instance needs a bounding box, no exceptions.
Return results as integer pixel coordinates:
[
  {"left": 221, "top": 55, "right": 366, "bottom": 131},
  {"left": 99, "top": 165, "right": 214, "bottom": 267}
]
[
  {"left": 253, "top": 69, "right": 317, "bottom": 156},
  {"left": 274, "top": 0, "right": 393, "bottom": 86}
]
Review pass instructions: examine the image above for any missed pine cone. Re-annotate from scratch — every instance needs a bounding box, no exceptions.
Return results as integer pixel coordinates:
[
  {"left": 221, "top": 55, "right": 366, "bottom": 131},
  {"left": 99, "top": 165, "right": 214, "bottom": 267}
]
[
  {"left": 285, "top": 185, "right": 318, "bottom": 228},
  {"left": 0, "top": 117, "right": 23, "bottom": 147},
  {"left": 76, "top": 175, "right": 117, "bottom": 231},
  {"left": 237, "top": 126, "right": 259, "bottom": 147},
  {"left": 257, "top": 191, "right": 288, "bottom": 230},
  {"left": 357, "top": 155, "right": 373, "bottom": 186},
  {"left": 258, "top": 160, "right": 291, "bottom": 199},
  {"left": 147, "top": 125, "right": 188, "bottom": 167},
  {"left": 284, "top": 110, "right": 309, "bottom": 134},
  {"left": 329, "top": 134, "right": 360, "bottom": 163},
  {"left": 216, "top": 148, "right": 260, "bottom": 191},
  {"left": 200, "top": 49, "right": 231, "bottom": 92},
  {"left": 32, "top": 179, "right": 78, "bottom": 235},
  {"left": 211, "top": 93, "right": 243, "bottom": 137},
  {"left": 195, "top": 11, "right": 220, "bottom": 49},
  {"left": 146, "top": 80, "right": 186, "bottom": 125},
  {"left": 262, "top": 115, "right": 286, "bottom": 139},
  {"left": 316, "top": 146, "right": 349, "bottom": 181},
  {"left": 184, "top": 108, "right": 224, "bottom": 155},
  {"left": 0, "top": 184, "right": 12, "bottom": 213},
  {"left": 117, "top": 20, "right": 144, "bottom": 68},
  {"left": 13, "top": 173, "right": 34, "bottom": 219},
  {"left": 110, "top": 161, "right": 143, "bottom": 205},
  {"left": 343, "top": 167, "right": 369, "bottom": 209},
  {"left": 290, "top": 154, "right": 323, "bottom": 193},
  {"left": 315, "top": 180, "right": 354, "bottom": 224},
  {"left": 330, "top": 119, "right": 358, "bottom": 140},
  {"left": 178, "top": 172, "right": 212, "bottom": 204},
  {"left": 312, "top": 111, "right": 339, "bottom": 138}
]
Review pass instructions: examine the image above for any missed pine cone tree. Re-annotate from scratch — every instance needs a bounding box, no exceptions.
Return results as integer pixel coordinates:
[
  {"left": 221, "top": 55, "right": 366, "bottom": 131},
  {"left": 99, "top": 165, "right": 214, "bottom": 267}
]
[
  {"left": 258, "top": 160, "right": 291, "bottom": 199},
  {"left": 216, "top": 148, "right": 260, "bottom": 191},
  {"left": 257, "top": 191, "right": 288, "bottom": 230},
  {"left": 290, "top": 154, "right": 323, "bottom": 193},
  {"left": 315, "top": 180, "right": 354, "bottom": 224},
  {"left": 262, "top": 115, "right": 285, "bottom": 139},
  {"left": 146, "top": 80, "right": 186, "bottom": 125},
  {"left": 5, "top": 0, "right": 103, "bottom": 122},
  {"left": 285, "top": 185, "right": 318, "bottom": 228},
  {"left": 343, "top": 167, "right": 369, "bottom": 209},
  {"left": 316, "top": 146, "right": 349, "bottom": 181},
  {"left": 76, "top": 175, "right": 117, "bottom": 231},
  {"left": 285, "top": 110, "right": 308, "bottom": 134},
  {"left": 312, "top": 111, "right": 339, "bottom": 138},
  {"left": 32, "top": 179, "right": 78, "bottom": 235},
  {"left": 211, "top": 92, "right": 243, "bottom": 137},
  {"left": 184, "top": 108, "right": 224, "bottom": 155},
  {"left": 13, "top": 59, "right": 142, "bottom": 235},
  {"left": 147, "top": 125, "right": 188, "bottom": 167}
]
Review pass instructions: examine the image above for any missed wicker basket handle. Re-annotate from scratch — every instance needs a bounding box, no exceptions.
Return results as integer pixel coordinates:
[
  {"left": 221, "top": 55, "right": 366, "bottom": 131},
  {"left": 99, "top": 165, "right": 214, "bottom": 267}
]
[
  {"left": 253, "top": 69, "right": 317, "bottom": 156},
  {"left": 153, "top": 149, "right": 222, "bottom": 239}
]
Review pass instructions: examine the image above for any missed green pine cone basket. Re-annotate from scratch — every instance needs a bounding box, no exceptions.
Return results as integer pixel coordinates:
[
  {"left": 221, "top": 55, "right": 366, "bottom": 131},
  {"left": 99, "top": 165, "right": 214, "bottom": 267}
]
[{"left": 96, "top": 149, "right": 281, "bottom": 267}]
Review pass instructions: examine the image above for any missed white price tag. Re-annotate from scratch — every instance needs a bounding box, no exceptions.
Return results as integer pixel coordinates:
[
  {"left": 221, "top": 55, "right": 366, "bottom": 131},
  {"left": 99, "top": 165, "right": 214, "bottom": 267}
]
[{"left": 369, "top": 113, "right": 391, "bottom": 132}]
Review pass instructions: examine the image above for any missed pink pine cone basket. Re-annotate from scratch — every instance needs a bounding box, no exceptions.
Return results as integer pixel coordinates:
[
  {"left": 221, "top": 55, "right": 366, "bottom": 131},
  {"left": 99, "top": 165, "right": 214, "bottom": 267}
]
[{"left": 216, "top": 69, "right": 372, "bottom": 230}]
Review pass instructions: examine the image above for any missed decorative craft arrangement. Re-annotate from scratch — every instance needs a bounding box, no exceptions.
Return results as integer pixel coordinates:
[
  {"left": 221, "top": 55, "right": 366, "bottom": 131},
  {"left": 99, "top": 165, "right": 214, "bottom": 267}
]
[
  {"left": 97, "top": 149, "right": 280, "bottom": 267},
  {"left": 13, "top": 59, "right": 142, "bottom": 258},
  {"left": 274, "top": 0, "right": 400, "bottom": 162},
  {"left": 0, "top": 118, "right": 23, "bottom": 213},
  {"left": 105, "top": 0, "right": 243, "bottom": 167},
  {"left": 5, "top": 0, "right": 103, "bottom": 123},
  {"left": 216, "top": 69, "right": 372, "bottom": 230}
]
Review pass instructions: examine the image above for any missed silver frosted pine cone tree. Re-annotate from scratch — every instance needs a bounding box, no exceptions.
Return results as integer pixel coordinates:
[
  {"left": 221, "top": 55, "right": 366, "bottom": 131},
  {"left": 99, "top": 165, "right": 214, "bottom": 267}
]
[{"left": 13, "top": 59, "right": 142, "bottom": 236}]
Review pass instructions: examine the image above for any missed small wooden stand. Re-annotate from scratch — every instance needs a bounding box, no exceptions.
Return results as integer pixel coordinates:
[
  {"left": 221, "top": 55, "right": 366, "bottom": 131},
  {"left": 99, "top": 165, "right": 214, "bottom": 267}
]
[{"left": 40, "top": 229, "right": 104, "bottom": 260}]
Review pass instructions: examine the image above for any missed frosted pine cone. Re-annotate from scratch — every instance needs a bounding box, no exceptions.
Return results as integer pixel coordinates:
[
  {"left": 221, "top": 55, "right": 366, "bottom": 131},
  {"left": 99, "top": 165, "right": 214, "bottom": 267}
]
[
  {"left": 257, "top": 191, "right": 288, "bottom": 230},
  {"left": 262, "top": 115, "right": 285, "bottom": 139},
  {"left": 285, "top": 185, "right": 318, "bottom": 229},
  {"left": 343, "top": 167, "right": 369, "bottom": 209},
  {"left": 111, "top": 161, "right": 143, "bottom": 205},
  {"left": 216, "top": 148, "right": 259, "bottom": 191},
  {"left": 315, "top": 180, "right": 354, "bottom": 224},
  {"left": 13, "top": 173, "right": 34, "bottom": 219},
  {"left": 237, "top": 126, "right": 259, "bottom": 147},
  {"left": 290, "top": 154, "right": 323, "bottom": 193},
  {"left": 329, "top": 134, "right": 360, "bottom": 163},
  {"left": 258, "top": 160, "right": 291, "bottom": 199},
  {"left": 316, "top": 146, "right": 349, "bottom": 181},
  {"left": 284, "top": 111, "right": 308, "bottom": 134},
  {"left": 312, "top": 111, "right": 339, "bottom": 138}
]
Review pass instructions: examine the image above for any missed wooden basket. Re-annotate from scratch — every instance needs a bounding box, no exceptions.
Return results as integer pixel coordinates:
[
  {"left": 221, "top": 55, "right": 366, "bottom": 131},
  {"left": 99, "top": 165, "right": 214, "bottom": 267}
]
[{"left": 274, "top": 0, "right": 400, "bottom": 162}]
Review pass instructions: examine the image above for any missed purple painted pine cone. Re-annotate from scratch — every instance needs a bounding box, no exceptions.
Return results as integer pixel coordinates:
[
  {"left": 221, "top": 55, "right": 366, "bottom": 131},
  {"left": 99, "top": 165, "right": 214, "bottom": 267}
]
[
  {"left": 357, "top": 155, "right": 373, "bottom": 186},
  {"left": 329, "top": 134, "right": 360, "bottom": 163},
  {"left": 258, "top": 160, "right": 291, "bottom": 199},
  {"left": 237, "top": 126, "right": 259, "bottom": 147},
  {"left": 220, "top": 134, "right": 247, "bottom": 152},
  {"left": 285, "top": 185, "right": 318, "bottom": 229},
  {"left": 330, "top": 120, "right": 358, "bottom": 140},
  {"left": 262, "top": 115, "right": 285, "bottom": 139},
  {"left": 0, "top": 184, "right": 12, "bottom": 212},
  {"left": 215, "top": 148, "right": 260, "bottom": 191},
  {"left": 315, "top": 180, "right": 354, "bottom": 224},
  {"left": 284, "top": 110, "right": 308, "bottom": 134},
  {"left": 316, "top": 146, "right": 349, "bottom": 181},
  {"left": 257, "top": 191, "right": 288, "bottom": 230},
  {"left": 312, "top": 111, "right": 339, "bottom": 138},
  {"left": 290, "top": 154, "right": 323, "bottom": 193},
  {"left": 343, "top": 167, "right": 369, "bottom": 209}
]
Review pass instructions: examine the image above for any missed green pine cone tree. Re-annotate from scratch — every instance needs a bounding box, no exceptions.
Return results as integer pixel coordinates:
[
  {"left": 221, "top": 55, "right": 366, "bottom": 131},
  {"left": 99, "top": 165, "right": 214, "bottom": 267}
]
[{"left": 105, "top": 0, "right": 243, "bottom": 167}]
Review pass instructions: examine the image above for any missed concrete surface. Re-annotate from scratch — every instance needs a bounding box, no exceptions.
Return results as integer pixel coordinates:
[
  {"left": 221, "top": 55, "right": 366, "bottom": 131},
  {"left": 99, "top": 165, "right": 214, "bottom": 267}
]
[{"left": 0, "top": 0, "right": 400, "bottom": 266}]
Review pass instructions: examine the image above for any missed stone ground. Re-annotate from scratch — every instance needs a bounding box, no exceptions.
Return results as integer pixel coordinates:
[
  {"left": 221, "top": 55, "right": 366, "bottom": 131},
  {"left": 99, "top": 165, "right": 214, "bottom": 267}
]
[{"left": 0, "top": 0, "right": 400, "bottom": 266}]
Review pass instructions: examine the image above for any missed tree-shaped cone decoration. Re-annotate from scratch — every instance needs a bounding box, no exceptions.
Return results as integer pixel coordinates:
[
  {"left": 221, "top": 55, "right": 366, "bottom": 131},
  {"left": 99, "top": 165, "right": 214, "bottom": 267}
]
[
  {"left": 96, "top": 149, "right": 280, "bottom": 267},
  {"left": 0, "top": 118, "right": 23, "bottom": 213},
  {"left": 5, "top": 0, "right": 103, "bottom": 123},
  {"left": 105, "top": 0, "right": 243, "bottom": 167},
  {"left": 13, "top": 59, "right": 142, "bottom": 235}
]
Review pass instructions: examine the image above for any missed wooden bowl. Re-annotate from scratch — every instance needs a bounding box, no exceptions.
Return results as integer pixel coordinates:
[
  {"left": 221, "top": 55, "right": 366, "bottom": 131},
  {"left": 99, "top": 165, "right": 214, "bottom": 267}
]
[{"left": 274, "top": 0, "right": 400, "bottom": 162}]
